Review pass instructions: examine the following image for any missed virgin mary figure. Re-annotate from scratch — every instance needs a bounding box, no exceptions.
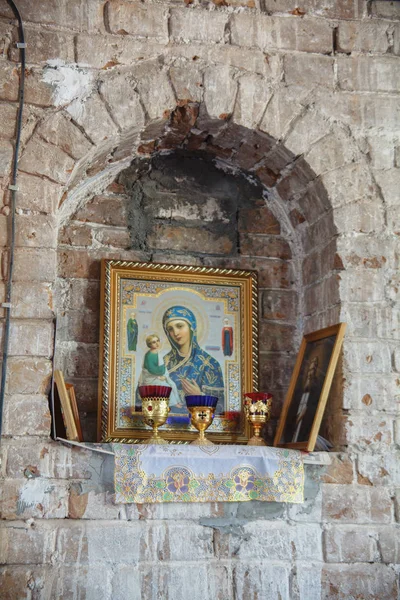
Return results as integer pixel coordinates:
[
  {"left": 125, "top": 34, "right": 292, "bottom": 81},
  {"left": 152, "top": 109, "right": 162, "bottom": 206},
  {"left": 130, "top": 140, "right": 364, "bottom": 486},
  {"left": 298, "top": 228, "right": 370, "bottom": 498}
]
[{"left": 162, "top": 306, "right": 225, "bottom": 414}]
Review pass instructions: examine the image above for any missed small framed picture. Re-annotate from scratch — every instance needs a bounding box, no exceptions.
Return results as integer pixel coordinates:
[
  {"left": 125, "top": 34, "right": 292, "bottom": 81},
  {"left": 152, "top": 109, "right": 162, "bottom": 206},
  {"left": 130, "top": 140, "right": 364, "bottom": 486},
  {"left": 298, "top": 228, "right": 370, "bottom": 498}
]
[
  {"left": 98, "top": 260, "right": 258, "bottom": 443},
  {"left": 273, "top": 323, "right": 346, "bottom": 452},
  {"left": 54, "top": 370, "right": 82, "bottom": 442}
]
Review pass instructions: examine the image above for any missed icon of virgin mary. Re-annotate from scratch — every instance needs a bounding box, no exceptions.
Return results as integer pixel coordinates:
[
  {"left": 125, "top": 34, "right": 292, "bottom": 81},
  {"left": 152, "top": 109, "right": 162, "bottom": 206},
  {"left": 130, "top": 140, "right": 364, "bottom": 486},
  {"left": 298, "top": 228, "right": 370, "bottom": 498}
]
[{"left": 162, "top": 306, "right": 225, "bottom": 414}]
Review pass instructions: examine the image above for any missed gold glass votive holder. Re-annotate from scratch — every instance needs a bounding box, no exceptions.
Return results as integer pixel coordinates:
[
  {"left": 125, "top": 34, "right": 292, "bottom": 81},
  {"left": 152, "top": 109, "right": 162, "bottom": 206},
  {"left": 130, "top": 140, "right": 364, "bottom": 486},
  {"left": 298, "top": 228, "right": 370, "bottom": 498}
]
[
  {"left": 188, "top": 406, "right": 215, "bottom": 445},
  {"left": 141, "top": 397, "right": 170, "bottom": 444},
  {"left": 244, "top": 393, "right": 272, "bottom": 446}
]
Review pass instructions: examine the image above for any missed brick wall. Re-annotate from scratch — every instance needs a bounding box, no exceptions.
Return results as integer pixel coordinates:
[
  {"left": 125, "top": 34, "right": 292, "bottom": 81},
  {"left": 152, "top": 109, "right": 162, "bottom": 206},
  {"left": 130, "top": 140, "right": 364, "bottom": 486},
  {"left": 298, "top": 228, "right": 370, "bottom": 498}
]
[{"left": 0, "top": 0, "right": 399, "bottom": 598}]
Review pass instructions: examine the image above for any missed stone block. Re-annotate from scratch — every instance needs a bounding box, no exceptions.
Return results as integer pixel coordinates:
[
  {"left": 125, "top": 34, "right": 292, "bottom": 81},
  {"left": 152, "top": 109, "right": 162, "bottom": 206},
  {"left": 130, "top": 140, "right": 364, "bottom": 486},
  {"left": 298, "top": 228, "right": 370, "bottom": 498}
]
[
  {"left": 67, "top": 92, "right": 119, "bottom": 145},
  {"left": 261, "top": 289, "right": 298, "bottom": 322},
  {"left": 58, "top": 342, "right": 99, "bottom": 379},
  {"left": 259, "top": 321, "right": 295, "bottom": 352},
  {"left": 8, "top": 320, "right": 54, "bottom": 357},
  {"left": 19, "top": 136, "right": 75, "bottom": 184},
  {"left": 284, "top": 109, "right": 330, "bottom": 157},
  {"left": 15, "top": 214, "right": 57, "bottom": 248},
  {"left": 170, "top": 8, "right": 227, "bottom": 43},
  {"left": 322, "top": 484, "right": 393, "bottom": 524},
  {"left": 338, "top": 56, "right": 400, "bottom": 93},
  {"left": 0, "top": 522, "right": 56, "bottom": 564},
  {"left": 321, "top": 453, "right": 354, "bottom": 484},
  {"left": 284, "top": 54, "right": 334, "bottom": 88},
  {"left": 370, "top": 1, "right": 400, "bottom": 19},
  {"left": 140, "top": 562, "right": 232, "bottom": 600},
  {"left": 106, "top": 1, "right": 169, "bottom": 41},
  {"left": 321, "top": 163, "right": 374, "bottom": 209},
  {"left": 259, "top": 84, "right": 310, "bottom": 140},
  {"left": 99, "top": 71, "right": 145, "bottom": 131},
  {"left": 133, "top": 59, "right": 176, "bottom": 120},
  {"left": 322, "top": 564, "right": 398, "bottom": 600},
  {"left": 24, "top": 68, "right": 55, "bottom": 107},
  {"left": 69, "top": 488, "right": 125, "bottom": 520},
  {"left": 294, "top": 563, "right": 323, "bottom": 600},
  {"left": 357, "top": 452, "right": 400, "bottom": 487},
  {"left": 233, "top": 562, "right": 290, "bottom": 600},
  {"left": 93, "top": 227, "right": 131, "bottom": 248},
  {"left": 339, "top": 270, "right": 385, "bottom": 303},
  {"left": 0, "top": 0, "right": 103, "bottom": 31},
  {"left": 337, "top": 20, "right": 394, "bottom": 54},
  {"left": 204, "top": 65, "right": 237, "bottom": 119},
  {"left": 334, "top": 200, "right": 385, "bottom": 235},
  {"left": 343, "top": 340, "right": 391, "bottom": 374},
  {"left": 0, "top": 478, "right": 68, "bottom": 520},
  {"left": 0, "top": 140, "right": 13, "bottom": 177},
  {"left": 230, "top": 13, "right": 274, "bottom": 50},
  {"left": 169, "top": 60, "right": 203, "bottom": 103},
  {"left": 275, "top": 16, "right": 333, "bottom": 53},
  {"left": 57, "top": 310, "right": 99, "bottom": 344},
  {"left": 76, "top": 34, "right": 167, "bottom": 69},
  {"left": 238, "top": 207, "right": 280, "bottom": 234},
  {"left": 13, "top": 248, "right": 56, "bottom": 282},
  {"left": 6, "top": 357, "right": 52, "bottom": 394},
  {"left": 11, "top": 282, "right": 54, "bottom": 319},
  {"left": 2, "top": 394, "right": 51, "bottom": 437},
  {"left": 73, "top": 195, "right": 128, "bottom": 227},
  {"left": 379, "top": 523, "right": 400, "bottom": 563},
  {"left": 15, "top": 173, "right": 62, "bottom": 214},
  {"left": 147, "top": 223, "right": 234, "bottom": 255},
  {"left": 233, "top": 72, "right": 272, "bottom": 129},
  {"left": 308, "top": 0, "right": 366, "bottom": 19},
  {"left": 57, "top": 279, "right": 100, "bottom": 312},
  {"left": 39, "top": 113, "right": 93, "bottom": 160},
  {"left": 388, "top": 205, "right": 400, "bottom": 236},
  {"left": 56, "top": 249, "right": 103, "bottom": 279},
  {"left": 0, "top": 104, "right": 18, "bottom": 140},
  {"left": 304, "top": 130, "right": 358, "bottom": 177},
  {"left": 367, "top": 134, "right": 396, "bottom": 170},
  {"left": 347, "top": 414, "right": 393, "bottom": 449},
  {"left": 374, "top": 168, "right": 400, "bottom": 207},
  {"left": 0, "top": 566, "right": 49, "bottom": 600},
  {"left": 0, "top": 64, "right": 19, "bottom": 102},
  {"left": 304, "top": 275, "right": 340, "bottom": 315},
  {"left": 240, "top": 234, "right": 291, "bottom": 259},
  {"left": 324, "top": 525, "right": 380, "bottom": 563},
  {"left": 59, "top": 223, "right": 93, "bottom": 247},
  {"left": 10, "top": 27, "right": 75, "bottom": 64},
  {"left": 343, "top": 374, "right": 400, "bottom": 413}
]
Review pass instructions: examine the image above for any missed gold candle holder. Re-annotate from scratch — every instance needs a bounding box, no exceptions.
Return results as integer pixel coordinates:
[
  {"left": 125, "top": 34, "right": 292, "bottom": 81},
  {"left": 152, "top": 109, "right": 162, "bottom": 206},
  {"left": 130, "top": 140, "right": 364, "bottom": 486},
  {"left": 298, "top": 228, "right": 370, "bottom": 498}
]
[
  {"left": 188, "top": 406, "right": 215, "bottom": 445},
  {"left": 244, "top": 393, "right": 272, "bottom": 446},
  {"left": 141, "top": 397, "right": 170, "bottom": 444}
]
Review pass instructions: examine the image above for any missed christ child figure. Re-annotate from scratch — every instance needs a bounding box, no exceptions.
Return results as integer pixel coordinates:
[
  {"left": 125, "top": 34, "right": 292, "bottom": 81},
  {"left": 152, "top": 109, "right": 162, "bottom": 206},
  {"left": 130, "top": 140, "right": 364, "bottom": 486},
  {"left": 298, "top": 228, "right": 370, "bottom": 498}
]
[{"left": 139, "top": 334, "right": 180, "bottom": 407}]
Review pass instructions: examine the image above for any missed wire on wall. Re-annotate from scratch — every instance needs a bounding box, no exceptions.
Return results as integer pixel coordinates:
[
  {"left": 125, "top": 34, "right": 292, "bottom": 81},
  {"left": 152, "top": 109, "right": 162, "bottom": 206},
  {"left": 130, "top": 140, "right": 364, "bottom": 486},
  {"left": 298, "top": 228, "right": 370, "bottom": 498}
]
[{"left": 0, "top": 0, "right": 25, "bottom": 436}]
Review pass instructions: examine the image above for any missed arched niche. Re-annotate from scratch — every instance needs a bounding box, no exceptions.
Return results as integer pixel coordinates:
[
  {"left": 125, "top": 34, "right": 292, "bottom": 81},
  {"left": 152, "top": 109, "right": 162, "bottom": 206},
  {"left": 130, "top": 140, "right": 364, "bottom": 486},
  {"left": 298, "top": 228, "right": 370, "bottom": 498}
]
[{"left": 54, "top": 104, "right": 341, "bottom": 442}]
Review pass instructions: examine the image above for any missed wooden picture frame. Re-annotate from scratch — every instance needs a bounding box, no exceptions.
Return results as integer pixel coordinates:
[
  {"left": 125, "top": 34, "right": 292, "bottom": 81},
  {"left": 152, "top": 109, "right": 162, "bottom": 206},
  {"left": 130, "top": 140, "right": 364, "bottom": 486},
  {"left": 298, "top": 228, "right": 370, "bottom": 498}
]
[
  {"left": 65, "top": 383, "right": 84, "bottom": 442},
  {"left": 273, "top": 323, "right": 346, "bottom": 452},
  {"left": 98, "top": 260, "right": 259, "bottom": 443},
  {"left": 54, "top": 370, "right": 81, "bottom": 442}
]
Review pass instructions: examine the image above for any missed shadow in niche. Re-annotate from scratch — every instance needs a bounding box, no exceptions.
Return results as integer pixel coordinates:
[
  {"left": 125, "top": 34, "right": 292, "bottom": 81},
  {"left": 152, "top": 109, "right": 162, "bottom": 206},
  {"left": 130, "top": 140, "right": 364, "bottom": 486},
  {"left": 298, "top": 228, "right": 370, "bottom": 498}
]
[{"left": 55, "top": 104, "right": 340, "bottom": 446}]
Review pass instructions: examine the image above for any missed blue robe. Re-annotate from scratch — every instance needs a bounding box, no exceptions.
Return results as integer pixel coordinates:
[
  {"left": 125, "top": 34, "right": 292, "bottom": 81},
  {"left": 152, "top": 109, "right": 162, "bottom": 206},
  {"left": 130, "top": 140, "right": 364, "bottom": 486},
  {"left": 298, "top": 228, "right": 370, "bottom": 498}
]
[{"left": 162, "top": 306, "right": 225, "bottom": 414}]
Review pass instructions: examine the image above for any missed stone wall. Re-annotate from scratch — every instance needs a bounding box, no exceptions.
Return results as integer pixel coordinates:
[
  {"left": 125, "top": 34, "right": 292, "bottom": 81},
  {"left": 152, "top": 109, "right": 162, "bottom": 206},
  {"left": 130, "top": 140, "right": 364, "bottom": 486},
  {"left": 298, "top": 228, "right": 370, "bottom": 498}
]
[{"left": 0, "top": 0, "right": 399, "bottom": 598}]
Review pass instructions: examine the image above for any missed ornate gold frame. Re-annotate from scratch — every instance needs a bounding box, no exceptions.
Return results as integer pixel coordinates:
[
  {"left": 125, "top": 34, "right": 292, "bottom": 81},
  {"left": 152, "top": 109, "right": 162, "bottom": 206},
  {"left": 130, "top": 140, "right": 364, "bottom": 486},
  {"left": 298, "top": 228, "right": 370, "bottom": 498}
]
[
  {"left": 273, "top": 323, "right": 346, "bottom": 452},
  {"left": 98, "top": 260, "right": 258, "bottom": 443}
]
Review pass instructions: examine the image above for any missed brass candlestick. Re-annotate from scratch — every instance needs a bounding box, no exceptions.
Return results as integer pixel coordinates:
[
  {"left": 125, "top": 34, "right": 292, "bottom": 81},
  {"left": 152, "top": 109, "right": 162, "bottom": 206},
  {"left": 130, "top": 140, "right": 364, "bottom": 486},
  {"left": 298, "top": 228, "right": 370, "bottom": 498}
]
[
  {"left": 244, "top": 393, "right": 272, "bottom": 446},
  {"left": 141, "top": 397, "right": 170, "bottom": 444},
  {"left": 188, "top": 406, "right": 215, "bottom": 445}
]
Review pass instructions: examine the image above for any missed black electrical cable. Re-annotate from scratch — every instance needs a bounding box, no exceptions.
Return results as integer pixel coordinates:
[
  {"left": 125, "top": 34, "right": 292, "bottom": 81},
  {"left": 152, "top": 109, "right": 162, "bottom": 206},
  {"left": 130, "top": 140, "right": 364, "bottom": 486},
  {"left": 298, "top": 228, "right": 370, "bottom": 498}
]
[{"left": 0, "top": 0, "right": 25, "bottom": 436}]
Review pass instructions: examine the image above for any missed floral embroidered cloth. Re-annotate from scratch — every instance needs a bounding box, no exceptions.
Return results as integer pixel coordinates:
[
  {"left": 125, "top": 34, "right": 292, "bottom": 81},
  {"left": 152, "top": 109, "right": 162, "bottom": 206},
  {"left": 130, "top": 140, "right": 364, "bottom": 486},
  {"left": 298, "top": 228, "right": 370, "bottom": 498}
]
[{"left": 113, "top": 444, "right": 304, "bottom": 504}]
